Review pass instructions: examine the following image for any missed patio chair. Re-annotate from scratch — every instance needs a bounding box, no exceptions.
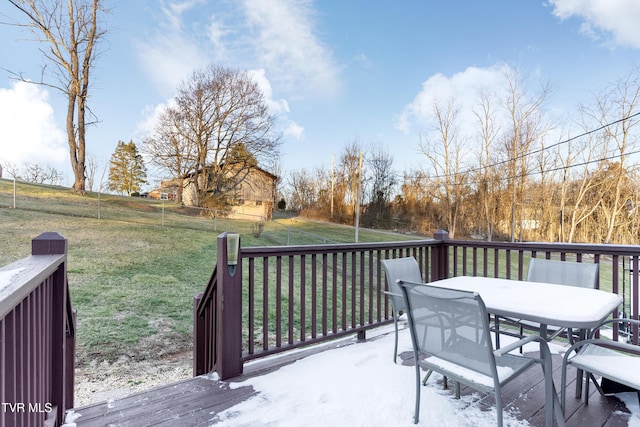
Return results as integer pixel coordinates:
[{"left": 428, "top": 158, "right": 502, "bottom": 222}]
[
  {"left": 494, "top": 258, "right": 599, "bottom": 348},
  {"left": 561, "top": 318, "right": 640, "bottom": 413},
  {"left": 381, "top": 257, "right": 424, "bottom": 363},
  {"left": 399, "top": 281, "right": 554, "bottom": 426}
]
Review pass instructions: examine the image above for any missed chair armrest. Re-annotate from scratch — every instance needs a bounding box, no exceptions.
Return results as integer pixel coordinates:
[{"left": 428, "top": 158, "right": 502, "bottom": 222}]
[
  {"left": 564, "top": 336, "right": 640, "bottom": 360},
  {"left": 589, "top": 318, "right": 640, "bottom": 339},
  {"left": 493, "top": 334, "right": 542, "bottom": 357},
  {"left": 397, "top": 279, "right": 426, "bottom": 286},
  {"left": 383, "top": 290, "right": 403, "bottom": 298}
]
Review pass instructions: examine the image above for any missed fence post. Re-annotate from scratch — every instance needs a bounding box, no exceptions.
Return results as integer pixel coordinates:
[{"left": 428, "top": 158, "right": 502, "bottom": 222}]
[
  {"left": 215, "top": 232, "right": 243, "bottom": 380},
  {"left": 432, "top": 230, "right": 450, "bottom": 281},
  {"left": 32, "top": 231, "right": 72, "bottom": 423}
]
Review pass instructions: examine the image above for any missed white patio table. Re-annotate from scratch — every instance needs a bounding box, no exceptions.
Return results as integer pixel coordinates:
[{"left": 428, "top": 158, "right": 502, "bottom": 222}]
[{"left": 428, "top": 275, "right": 623, "bottom": 427}]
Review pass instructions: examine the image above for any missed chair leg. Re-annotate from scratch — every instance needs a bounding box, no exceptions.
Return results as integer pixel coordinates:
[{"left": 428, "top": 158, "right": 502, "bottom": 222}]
[
  {"left": 495, "top": 392, "right": 503, "bottom": 427},
  {"left": 393, "top": 314, "right": 399, "bottom": 363},
  {"left": 413, "top": 361, "right": 421, "bottom": 424},
  {"left": 519, "top": 324, "right": 525, "bottom": 353},
  {"left": 584, "top": 370, "right": 591, "bottom": 405},
  {"left": 422, "top": 370, "right": 432, "bottom": 386}
]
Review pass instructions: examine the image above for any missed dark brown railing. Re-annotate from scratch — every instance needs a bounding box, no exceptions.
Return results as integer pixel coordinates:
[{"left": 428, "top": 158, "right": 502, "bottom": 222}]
[
  {"left": 441, "top": 238, "right": 640, "bottom": 343},
  {"left": 0, "top": 232, "right": 75, "bottom": 427},
  {"left": 194, "top": 230, "right": 639, "bottom": 380},
  {"left": 195, "top": 230, "right": 447, "bottom": 379}
]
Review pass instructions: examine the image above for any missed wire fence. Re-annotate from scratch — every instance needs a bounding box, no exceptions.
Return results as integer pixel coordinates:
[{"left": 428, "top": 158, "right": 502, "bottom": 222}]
[{"left": 0, "top": 178, "right": 341, "bottom": 246}]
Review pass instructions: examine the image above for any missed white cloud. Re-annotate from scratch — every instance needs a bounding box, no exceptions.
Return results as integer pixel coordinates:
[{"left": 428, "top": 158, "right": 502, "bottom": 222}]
[
  {"left": 397, "top": 65, "right": 510, "bottom": 134},
  {"left": 167, "top": 0, "right": 206, "bottom": 17},
  {"left": 135, "top": 2, "right": 318, "bottom": 146},
  {"left": 241, "top": 0, "right": 341, "bottom": 97},
  {"left": 247, "top": 69, "right": 304, "bottom": 140},
  {"left": 207, "top": 16, "right": 230, "bottom": 60},
  {"left": 0, "top": 82, "right": 66, "bottom": 166},
  {"left": 284, "top": 121, "right": 305, "bottom": 140},
  {"left": 134, "top": 1, "right": 211, "bottom": 96},
  {"left": 247, "top": 69, "right": 290, "bottom": 114},
  {"left": 136, "top": 36, "right": 205, "bottom": 96},
  {"left": 549, "top": 0, "right": 640, "bottom": 48},
  {"left": 134, "top": 101, "right": 173, "bottom": 143},
  {"left": 137, "top": 0, "right": 340, "bottom": 99}
]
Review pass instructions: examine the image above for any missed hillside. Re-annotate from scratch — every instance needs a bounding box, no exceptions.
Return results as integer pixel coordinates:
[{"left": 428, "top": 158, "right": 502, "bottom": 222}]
[{"left": 0, "top": 178, "right": 421, "bottom": 405}]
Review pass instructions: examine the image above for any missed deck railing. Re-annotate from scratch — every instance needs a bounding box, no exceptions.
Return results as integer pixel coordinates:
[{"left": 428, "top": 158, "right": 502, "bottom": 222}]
[
  {"left": 441, "top": 237, "right": 640, "bottom": 344},
  {"left": 0, "top": 232, "right": 75, "bottom": 427},
  {"left": 194, "top": 230, "right": 448, "bottom": 379},
  {"left": 194, "top": 230, "right": 639, "bottom": 380}
]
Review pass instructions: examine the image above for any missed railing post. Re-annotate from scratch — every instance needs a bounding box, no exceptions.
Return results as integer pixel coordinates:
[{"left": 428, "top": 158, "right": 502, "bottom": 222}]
[
  {"left": 432, "top": 230, "right": 450, "bottom": 281},
  {"left": 215, "top": 232, "right": 243, "bottom": 380},
  {"left": 32, "top": 231, "right": 72, "bottom": 424},
  {"left": 193, "top": 292, "right": 205, "bottom": 376}
]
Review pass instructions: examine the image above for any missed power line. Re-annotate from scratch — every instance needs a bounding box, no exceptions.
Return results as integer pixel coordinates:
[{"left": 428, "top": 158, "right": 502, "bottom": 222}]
[{"left": 420, "top": 111, "right": 640, "bottom": 183}]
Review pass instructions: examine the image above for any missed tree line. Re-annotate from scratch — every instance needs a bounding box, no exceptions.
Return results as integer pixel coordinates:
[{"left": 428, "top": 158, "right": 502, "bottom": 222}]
[{"left": 286, "top": 66, "right": 640, "bottom": 245}]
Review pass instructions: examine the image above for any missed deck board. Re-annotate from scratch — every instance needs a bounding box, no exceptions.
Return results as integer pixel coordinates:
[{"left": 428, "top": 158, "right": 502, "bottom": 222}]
[
  {"left": 67, "top": 346, "right": 632, "bottom": 427},
  {"left": 67, "top": 376, "right": 256, "bottom": 427}
]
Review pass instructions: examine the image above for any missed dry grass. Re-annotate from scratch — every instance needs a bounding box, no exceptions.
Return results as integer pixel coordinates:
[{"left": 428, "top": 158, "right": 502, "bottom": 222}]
[{"left": 0, "top": 178, "right": 420, "bottom": 367}]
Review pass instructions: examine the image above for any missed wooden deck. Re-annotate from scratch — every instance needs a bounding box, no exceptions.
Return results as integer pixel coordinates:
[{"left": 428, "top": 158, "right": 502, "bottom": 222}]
[
  {"left": 420, "top": 352, "right": 632, "bottom": 427},
  {"left": 65, "top": 339, "right": 633, "bottom": 427}
]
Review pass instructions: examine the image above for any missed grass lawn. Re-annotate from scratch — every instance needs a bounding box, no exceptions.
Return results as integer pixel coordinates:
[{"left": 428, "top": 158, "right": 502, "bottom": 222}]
[{"left": 0, "top": 178, "right": 421, "bottom": 366}]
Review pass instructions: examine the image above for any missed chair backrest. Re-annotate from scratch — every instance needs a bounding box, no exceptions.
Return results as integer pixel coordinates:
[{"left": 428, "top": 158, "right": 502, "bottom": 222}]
[
  {"left": 400, "top": 282, "right": 496, "bottom": 378},
  {"left": 526, "top": 258, "right": 599, "bottom": 289},
  {"left": 381, "top": 257, "right": 423, "bottom": 312}
]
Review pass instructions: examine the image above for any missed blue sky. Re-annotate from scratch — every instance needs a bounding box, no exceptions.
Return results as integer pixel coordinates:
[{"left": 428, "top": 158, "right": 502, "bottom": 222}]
[{"left": 1, "top": 0, "right": 640, "bottom": 188}]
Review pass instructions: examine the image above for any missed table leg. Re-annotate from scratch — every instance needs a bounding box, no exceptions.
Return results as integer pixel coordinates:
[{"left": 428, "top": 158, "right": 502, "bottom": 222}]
[
  {"left": 574, "top": 329, "right": 587, "bottom": 399},
  {"left": 540, "top": 324, "right": 548, "bottom": 341},
  {"left": 540, "top": 340, "right": 565, "bottom": 427}
]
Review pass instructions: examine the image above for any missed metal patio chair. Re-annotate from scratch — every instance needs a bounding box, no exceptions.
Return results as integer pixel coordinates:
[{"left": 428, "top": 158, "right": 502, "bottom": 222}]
[
  {"left": 561, "top": 318, "right": 640, "bottom": 413},
  {"left": 494, "top": 258, "right": 599, "bottom": 348},
  {"left": 381, "top": 257, "right": 424, "bottom": 363},
  {"left": 400, "top": 281, "right": 554, "bottom": 426}
]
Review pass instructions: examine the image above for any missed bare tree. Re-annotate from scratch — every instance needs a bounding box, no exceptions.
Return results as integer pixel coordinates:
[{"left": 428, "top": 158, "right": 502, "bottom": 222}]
[
  {"left": 500, "top": 68, "right": 551, "bottom": 241},
  {"left": 22, "top": 162, "right": 64, "bottom": 185},
  {"left": 336, "top": 140, "right": 363, "bottom": 225},
  {"left": 396, "top": 169, "right": 438, "bottom": 234},
  {"left": 582, "top": 66, "right": 640, "bottom": 243},
  {"left": 365, "top": 144, "right": 396, "bottom": 206},
  {"left": 419, "top": 96, "right": 467, "bottom": 238},
  {"left": 5, "top": 0, "right": 108, "bottom": 194},
  {"left": 472, "top": 90, "right": 502, "bottom": 240},
  {"left": 0, "top": 161, "right": 21, "bottom": 179},
  {"left": 85, "top": 153, "right": 100, "bottom": 192},
  {"left": 0, "top": 160, "right": 62, "bottom": 184},
  {"left": 145, "top": 65, "right": 280, "bottom": 208},
  {"left": 362, "top": 144, "right": 396, "bottom": 227},
  {"left": 553, "top": 122, "right": 605, "bottom": 243},
  {"left": 143, "top": 106, "right": 198, "bottom": 204},
  {"left": 287, "top": 169, "right": 316, "bottom": 212}
]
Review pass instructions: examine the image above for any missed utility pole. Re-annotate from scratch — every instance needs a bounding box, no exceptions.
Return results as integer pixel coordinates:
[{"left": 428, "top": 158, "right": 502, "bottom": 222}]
[
  {"left": 354, "top": 150, "right": 363, "bottom": 243},
  {"left": 331, "top": 154, "right": 334, "bottom": 219}
]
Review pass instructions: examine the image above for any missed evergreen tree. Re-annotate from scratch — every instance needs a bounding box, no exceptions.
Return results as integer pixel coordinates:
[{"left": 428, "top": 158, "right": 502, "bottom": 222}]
[{"left": 108, "top": 140, "right": 147, "bottom": 196}]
